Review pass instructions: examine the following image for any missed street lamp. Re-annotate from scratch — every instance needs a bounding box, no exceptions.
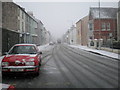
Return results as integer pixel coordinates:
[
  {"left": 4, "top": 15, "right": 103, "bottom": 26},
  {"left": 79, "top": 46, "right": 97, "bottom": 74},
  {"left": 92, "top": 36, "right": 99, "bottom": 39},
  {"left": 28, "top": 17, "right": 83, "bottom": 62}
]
[{"left": 98, "top": 0, "right": 101, "bottom": 50}]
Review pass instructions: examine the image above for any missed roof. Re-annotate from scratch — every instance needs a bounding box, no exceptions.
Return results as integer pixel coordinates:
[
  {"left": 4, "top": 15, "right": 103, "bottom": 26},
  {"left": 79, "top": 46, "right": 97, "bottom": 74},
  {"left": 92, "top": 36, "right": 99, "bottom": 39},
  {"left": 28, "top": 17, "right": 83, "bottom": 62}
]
[
  {"left": 13, "top": 2, "right": 38, "bottom": 23},
  {"left": 35, "top": 18, "right": 44, "bottom": 25},
  {"left": 76, "top": 15, "right": 88, "bottom": 24},
  {"left": 76, "top": 19, "right": 82, "bottom": 24},
  {"left": 89, "top": 7, "right": 117, "bottom": 19}
]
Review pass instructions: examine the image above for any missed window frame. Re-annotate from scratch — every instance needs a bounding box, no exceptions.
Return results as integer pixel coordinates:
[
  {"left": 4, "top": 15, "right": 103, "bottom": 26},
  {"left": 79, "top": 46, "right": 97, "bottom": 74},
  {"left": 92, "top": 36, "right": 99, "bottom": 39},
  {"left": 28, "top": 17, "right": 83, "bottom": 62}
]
[
  {"left": 101, "top": 23, "right": 106, "bottom": 31},
  {"left": 106, "top": 23, "right": 111, "bottom": 31}
]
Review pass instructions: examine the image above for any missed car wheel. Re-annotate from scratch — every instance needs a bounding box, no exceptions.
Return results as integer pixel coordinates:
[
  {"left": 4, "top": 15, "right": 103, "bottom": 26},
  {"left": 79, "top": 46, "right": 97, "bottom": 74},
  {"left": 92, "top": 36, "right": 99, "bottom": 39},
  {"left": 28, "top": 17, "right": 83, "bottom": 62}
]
[
  {"left": 35, "top": 71, "right": 39, "bottom": 76},
  {"left": 35, "top": 67, "right": 40, "bottom": 76}
]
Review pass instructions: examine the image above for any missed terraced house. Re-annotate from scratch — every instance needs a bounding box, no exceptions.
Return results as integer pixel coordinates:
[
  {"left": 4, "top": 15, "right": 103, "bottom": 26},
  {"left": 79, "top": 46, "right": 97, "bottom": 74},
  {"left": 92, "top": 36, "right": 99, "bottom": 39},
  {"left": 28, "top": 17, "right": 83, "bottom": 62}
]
[
  {"left": 2, "top": 2, "right": 20, "bottom": 54},
  {"left": 0, "top": 2, "right": 50, "bottom": 55},
  {"left": 117, "top": 1, "right": 120, "bottom": 41},
  {"left": 76, "top": 16, "right": 89, "bottom": 46},
  {"left": 88, "top": 7, "right": 117, "bottom": 48}
]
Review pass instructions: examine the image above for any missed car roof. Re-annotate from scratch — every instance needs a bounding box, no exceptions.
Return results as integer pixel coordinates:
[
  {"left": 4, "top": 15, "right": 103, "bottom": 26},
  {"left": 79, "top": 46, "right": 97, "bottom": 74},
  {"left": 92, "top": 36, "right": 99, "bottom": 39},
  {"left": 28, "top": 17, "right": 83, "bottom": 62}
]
[{"left": 14, "top": 43, "right": 37, "bottom": 46}]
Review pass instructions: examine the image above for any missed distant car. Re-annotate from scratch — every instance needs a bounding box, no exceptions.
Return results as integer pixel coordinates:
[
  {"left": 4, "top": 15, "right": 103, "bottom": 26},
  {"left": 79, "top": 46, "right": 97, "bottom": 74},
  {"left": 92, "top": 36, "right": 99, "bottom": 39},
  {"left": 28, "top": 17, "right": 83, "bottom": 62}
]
[
  {"left": 49, "top": 42, "right": 54, "bottom": 45},
  {"left": 2, "top": 44, "right": 42, "bottom": 76},
  {"left": 57, "top": 39, "right": 61, "bottom": 44},
  {"left": 1, "top": 83, "right": 15, "bottom": 90}
]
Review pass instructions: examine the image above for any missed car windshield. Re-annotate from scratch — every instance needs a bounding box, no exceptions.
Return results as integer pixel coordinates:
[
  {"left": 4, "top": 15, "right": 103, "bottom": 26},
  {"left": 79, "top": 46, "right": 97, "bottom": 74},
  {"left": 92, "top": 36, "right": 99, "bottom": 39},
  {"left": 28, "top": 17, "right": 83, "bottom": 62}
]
[{"left": 8, "top": 45, "right": 37, "bottom": 54}]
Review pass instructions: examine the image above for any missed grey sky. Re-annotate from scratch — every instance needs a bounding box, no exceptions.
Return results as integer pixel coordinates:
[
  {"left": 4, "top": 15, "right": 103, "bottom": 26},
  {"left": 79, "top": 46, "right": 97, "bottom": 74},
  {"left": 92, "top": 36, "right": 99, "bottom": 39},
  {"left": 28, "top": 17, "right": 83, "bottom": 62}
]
[{"left": 13, "top": 1, "right": 118, "bottom": 39}]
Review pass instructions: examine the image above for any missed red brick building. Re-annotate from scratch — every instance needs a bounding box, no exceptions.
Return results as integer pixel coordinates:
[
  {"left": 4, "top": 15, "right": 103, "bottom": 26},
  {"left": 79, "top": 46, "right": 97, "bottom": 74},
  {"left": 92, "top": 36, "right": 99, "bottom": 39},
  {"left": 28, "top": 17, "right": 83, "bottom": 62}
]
[
  {"left": 117, "top": 1, "right": 120, "bottom": 41},
  {"left": 88, "top": 7, "right": 117, "bottom": 46}
]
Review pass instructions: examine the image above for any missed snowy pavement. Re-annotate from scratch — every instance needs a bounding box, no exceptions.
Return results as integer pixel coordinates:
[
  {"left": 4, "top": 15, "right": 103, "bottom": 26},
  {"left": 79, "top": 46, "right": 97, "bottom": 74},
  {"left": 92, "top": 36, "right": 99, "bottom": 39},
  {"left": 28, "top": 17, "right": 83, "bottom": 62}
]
[
  {"left": 69, "top": 44, "right": 120, "bottom": 60},
  {"left": 38, "top": 44, "right": 49, "bottom": 50},
  {"left": 38, "top": 43, "right": 51, "bottom": 51},
  {"left": 38, "top": 44, "right": 55, "bottom": 59}
]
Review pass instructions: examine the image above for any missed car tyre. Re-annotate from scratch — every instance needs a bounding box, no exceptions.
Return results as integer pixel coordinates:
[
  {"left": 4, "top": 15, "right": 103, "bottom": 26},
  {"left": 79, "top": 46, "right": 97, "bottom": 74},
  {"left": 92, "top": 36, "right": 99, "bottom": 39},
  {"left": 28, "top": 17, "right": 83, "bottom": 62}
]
[
  {"left": 35, "top": 66, "right": 40, "bottom": 76},
  {"left": 35, "top": 71, "right": 39, "bottom": 76}
]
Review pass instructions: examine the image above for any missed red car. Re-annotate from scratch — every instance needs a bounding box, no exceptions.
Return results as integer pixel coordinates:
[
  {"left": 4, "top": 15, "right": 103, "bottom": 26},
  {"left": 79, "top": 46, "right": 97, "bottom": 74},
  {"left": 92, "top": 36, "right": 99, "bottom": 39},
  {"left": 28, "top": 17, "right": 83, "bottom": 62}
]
[
  {"left": 2, "top": 44, "right": 42, "bottom": 76},
  {"left": 1, "top": 83, "right": 15, "bottom": 90}
]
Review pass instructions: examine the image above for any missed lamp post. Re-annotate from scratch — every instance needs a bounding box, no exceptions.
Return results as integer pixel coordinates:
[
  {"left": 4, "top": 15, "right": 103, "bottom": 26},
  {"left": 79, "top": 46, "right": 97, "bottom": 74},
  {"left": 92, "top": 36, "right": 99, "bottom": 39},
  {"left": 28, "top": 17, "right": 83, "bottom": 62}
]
[{"left": 98, "top": 0, "right": 101, "bottom": 50}]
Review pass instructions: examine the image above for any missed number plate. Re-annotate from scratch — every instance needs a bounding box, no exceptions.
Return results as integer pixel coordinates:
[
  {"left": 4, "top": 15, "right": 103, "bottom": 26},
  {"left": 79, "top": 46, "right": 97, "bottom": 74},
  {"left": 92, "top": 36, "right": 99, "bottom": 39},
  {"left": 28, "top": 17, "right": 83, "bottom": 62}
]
[{"left": 10, "top": 69, "right": 24, "bottom": 72}]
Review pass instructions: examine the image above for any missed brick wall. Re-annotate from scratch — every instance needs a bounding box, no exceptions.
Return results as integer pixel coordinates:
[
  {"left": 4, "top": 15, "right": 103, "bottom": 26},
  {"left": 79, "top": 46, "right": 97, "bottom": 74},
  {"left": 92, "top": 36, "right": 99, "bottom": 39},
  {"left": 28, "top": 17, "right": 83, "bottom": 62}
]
[
  {"left": 94, "top": 19, "right": 117, "bottom": 40},
  {"left": 117, "top": 6, "right": 120, "bottom": 41}
]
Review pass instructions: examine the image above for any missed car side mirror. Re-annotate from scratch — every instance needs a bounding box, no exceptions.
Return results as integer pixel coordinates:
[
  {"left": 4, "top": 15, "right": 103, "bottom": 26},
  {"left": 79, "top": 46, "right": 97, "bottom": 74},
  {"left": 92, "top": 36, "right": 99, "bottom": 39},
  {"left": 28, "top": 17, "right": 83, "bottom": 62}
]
[
  {"left": 3, "top": 52, "right": 8, "bottom": 55},
  {"left": 39, "top": 52, "right": 42, "bottom": 54}
]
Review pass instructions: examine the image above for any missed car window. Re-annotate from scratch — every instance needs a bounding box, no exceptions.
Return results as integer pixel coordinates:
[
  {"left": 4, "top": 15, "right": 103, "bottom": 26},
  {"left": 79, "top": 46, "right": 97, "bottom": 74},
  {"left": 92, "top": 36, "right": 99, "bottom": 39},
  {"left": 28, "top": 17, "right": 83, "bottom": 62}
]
[{"left": 8, "top": 46, "right": 37, "bottom": 54}]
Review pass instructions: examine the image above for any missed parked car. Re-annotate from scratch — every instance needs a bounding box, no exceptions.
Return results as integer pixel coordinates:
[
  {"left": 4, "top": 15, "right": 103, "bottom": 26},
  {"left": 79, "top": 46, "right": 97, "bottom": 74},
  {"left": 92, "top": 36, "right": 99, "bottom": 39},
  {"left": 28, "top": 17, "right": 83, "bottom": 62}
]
[
  {"left": 2, "top": 44, "right": 42, "bottom": 76},
  {"left": 1, "top": 83, "right": 15, "bottom": 90}
]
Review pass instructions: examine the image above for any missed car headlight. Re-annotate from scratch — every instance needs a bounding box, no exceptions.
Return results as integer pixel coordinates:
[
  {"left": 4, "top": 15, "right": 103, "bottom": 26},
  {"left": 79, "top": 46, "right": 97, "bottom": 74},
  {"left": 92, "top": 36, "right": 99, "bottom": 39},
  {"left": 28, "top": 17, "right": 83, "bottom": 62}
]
[
  {"left": 2, "top": 62, "right": 9, "bottom": 66},
  {"left": 26, "top": 62, "right": 35, "bottom": 66}
]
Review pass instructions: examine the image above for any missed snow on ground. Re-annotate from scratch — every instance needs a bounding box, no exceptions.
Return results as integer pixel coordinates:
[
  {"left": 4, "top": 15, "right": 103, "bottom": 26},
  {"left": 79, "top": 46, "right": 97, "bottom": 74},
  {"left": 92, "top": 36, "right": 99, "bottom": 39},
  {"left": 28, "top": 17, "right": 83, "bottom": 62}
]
[
  {"left": 38, "top": 43, "right": 56, "bottom": 52},
  {"left": 38, "top": 44, "right": 54, "bottom": 58},
  {"left": 38, "top": 44, "right": 50, "bottom": 51},
  {"left": 69, "top": 44, "right": 119, "bottom": 60}
]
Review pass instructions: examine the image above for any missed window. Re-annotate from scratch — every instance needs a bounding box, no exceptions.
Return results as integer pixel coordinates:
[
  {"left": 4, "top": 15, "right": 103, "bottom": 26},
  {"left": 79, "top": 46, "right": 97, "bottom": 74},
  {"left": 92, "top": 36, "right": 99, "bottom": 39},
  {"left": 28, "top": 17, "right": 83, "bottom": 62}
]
[
  {"left": 18, "top": 8, "right": 20, "bottom": 16},
  {"left": 8, "top": 46, "right": 37, "bottom": 54},
  {"left": 78, "top": 30, "right": 80, "bottom": 35},
  {"left": 89, "top": 36, "right": 93, "bottom": 39},
  {"left": 109, "top": 33, "right": 112, "bottom": 37},
  {"left": 106, "top": 23, "right": 110, "bottom": 31},
  {"left": 22, "top": 22, "right": 24, "bottom": 32},
  {"left": 101, "top": 23, "right": 106, "bottom": 31},
  {"left": 22, "top": 12, "right": 24, "bottom": 19},
  {"left": 18, "top": 20, "right": 20, "bottom": 30},
  {"left": 89, "top": 23, "right": 93, "bottom": 31}
]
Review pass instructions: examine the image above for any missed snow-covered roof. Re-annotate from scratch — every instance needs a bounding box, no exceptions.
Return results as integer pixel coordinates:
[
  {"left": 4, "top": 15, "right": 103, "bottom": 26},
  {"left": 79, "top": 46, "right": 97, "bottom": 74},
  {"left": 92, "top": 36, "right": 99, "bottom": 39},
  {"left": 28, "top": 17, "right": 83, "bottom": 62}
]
[{"left": 89, "top": 7, "right": 117, "bottom": 19}]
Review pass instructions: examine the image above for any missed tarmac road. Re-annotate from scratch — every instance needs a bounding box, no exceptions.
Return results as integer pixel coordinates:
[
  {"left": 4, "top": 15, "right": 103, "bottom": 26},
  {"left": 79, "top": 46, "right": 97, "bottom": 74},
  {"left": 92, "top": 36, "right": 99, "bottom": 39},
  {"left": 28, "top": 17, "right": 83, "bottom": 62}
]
[{"left": 2, "top": 44, "right": 119, "bottom": 88}]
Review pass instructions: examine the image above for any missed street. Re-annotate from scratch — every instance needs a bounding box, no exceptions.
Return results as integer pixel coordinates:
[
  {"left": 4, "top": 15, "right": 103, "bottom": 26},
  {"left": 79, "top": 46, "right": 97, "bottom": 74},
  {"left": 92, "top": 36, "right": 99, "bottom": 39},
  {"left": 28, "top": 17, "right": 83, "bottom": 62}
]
[{"left": 2, "top": 44, "right": 118, "bottom": 88}]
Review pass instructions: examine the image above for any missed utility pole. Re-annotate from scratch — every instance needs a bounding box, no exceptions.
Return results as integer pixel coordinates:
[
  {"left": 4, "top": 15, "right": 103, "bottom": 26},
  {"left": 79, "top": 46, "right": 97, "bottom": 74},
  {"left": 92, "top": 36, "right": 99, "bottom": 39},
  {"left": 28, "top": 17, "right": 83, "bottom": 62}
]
[{"left": 98, "top": 0, "right": 101, "bottom": 49}]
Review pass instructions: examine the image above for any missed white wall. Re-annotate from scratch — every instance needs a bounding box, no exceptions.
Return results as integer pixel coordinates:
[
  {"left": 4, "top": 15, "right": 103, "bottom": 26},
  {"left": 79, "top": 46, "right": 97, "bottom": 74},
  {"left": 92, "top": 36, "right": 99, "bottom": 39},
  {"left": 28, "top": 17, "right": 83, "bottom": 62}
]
[
  {"left": 73, "top": 26, "right": 77, "bottom": 44},
  {"left": 68, "top": 25, "right": 77, "bottom": 45}
]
